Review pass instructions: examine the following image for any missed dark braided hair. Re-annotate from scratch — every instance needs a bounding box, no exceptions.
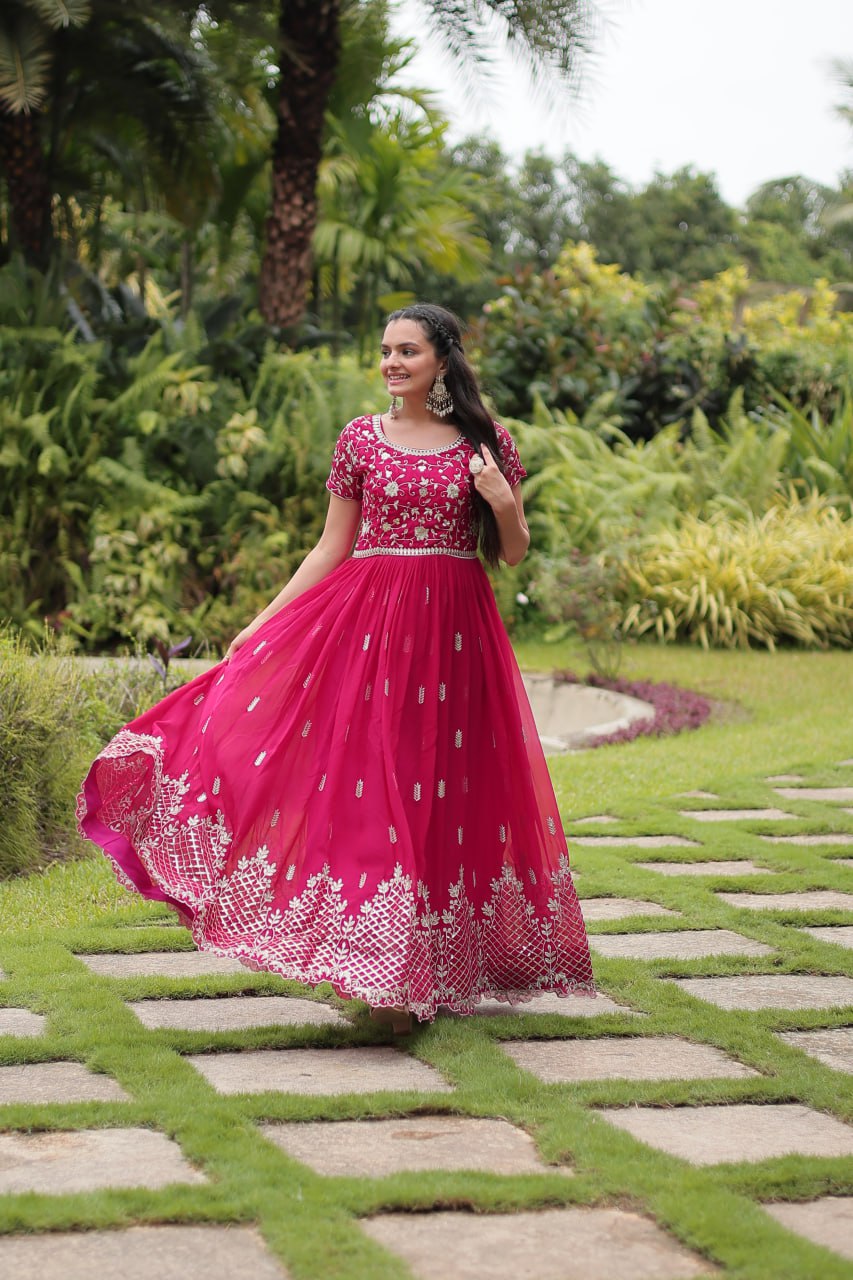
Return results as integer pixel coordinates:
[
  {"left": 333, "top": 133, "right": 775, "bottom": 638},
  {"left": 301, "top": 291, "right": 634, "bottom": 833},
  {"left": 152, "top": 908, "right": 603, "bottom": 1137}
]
[{"left": 385, "top": 303, "right": 504, "bottom": 567}]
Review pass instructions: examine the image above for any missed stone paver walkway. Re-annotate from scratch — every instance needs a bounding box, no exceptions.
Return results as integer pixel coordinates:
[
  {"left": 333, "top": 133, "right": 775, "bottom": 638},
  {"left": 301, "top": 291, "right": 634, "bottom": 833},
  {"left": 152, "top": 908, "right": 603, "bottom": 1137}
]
[
  {"left": 127, "top": 995, "right": 347, "bottom": 1030},
  {"left": 262, "top": 1116, "right": 570, "bottom": 1177},
  {"left": 4, "top": 764, "right": 853, "bottom": 1278},
  {"left": 716, "top": 890, "right": 853, "bottom": 911},
  {"left": 580, "top": 897, "right": 679, "bottom": 920},
  {"left": 361, "top": 1208, "right": 717, "bottom": 1279},
  {"left": 595, "top": 1103, "right": 853, "bottom": 1165},
  {"left": 668, "top": 975, "right": 853, "bottom": 1010},
  {"left": 186, "top": 1047, "right": 454, "bottom": 1096},
  {"left": 777, "top": 1028, "right": 853, "bottom": 1073},
  {"left": 501, "top": 1036, "right": 757, "bottom": 1082},
  {"left": 763, "top": 1197, "right": 853, "bottom": 1261},
  {"left": 0, "top": 1009, "right": 45, "bottom": 1036},
  {"left": 588, "top": 930, "right": 773, "bottom": 960},
  {"left": 0, "top": 1226, "right": 289, "bottom": 1280},
  {"left": 635, "top": 859, "right": 767, "bottom": 876},
  {"left": 0, "top": 1062, "right": 129, "bottom": 1105},
  {"left": 0, "top": 1129, "right": 207, "bottom": 1195}
]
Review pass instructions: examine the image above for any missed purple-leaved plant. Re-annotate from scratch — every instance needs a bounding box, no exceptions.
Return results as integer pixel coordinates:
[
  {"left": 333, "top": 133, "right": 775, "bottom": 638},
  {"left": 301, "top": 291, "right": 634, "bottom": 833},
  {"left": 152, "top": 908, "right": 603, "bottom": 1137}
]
[{"left": 553, "top": 670, "right": 712, "bottom": 747}]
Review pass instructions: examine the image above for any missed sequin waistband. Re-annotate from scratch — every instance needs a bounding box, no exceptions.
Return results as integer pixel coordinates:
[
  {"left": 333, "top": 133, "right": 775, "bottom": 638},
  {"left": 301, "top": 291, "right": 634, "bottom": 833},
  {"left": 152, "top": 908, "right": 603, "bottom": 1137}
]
[{"left": 351, "top": 546, "right": 478, "bottom": 560}]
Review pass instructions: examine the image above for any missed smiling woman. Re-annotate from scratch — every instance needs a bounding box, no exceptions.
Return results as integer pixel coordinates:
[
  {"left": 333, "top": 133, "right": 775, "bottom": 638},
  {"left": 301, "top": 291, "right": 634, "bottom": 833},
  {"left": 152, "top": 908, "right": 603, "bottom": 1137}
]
[{"left": 77, "top": 303, "right": 595, "bottom": 1029}]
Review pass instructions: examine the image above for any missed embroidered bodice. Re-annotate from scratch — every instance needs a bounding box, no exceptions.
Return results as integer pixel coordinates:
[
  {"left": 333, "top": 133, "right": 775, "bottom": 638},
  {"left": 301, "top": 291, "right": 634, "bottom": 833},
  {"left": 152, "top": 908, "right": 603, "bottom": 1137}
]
[{"left": 326, "top": 413, "right": 526, "bottom": 558}]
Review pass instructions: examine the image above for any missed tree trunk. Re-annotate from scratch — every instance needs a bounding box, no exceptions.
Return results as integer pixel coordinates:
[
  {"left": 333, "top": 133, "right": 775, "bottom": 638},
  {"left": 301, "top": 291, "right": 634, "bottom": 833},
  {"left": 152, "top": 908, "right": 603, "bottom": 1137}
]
[
  {"left": 259, "top": 0, "right": 340, "bottom": 330},
  {"left": 0, "top": 109, "right": 53, "bottom": 269}
]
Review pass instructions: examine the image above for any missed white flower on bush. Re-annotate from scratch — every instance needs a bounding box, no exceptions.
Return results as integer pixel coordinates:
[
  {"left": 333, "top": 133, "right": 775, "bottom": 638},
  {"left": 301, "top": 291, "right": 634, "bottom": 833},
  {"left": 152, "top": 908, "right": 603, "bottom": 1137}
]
[{"left": 516, "top": 592, "right": 530, "bottom": 606}]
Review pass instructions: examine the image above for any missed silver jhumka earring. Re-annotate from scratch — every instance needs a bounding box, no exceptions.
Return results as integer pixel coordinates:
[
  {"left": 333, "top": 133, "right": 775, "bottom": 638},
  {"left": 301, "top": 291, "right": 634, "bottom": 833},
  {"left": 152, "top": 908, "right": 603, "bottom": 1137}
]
[{"left": 425, "top": 373, "right": 453, "bottom": 417}]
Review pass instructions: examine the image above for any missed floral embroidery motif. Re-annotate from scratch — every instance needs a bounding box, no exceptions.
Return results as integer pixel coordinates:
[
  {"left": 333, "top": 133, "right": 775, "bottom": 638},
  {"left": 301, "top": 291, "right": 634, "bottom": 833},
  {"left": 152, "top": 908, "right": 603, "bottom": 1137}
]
[{"left": 325, "top": 414, "right": 526, "bottom": 558}]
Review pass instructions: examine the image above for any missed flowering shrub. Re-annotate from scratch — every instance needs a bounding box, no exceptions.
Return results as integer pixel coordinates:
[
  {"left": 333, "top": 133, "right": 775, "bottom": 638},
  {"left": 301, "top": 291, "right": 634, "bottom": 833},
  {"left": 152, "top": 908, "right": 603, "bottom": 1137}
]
[
  {"left": 477, "top": 247, "right": 853, "bottom": 436},
  {"left": 553, "top": 669, "right": 712, "bottom": 747}
]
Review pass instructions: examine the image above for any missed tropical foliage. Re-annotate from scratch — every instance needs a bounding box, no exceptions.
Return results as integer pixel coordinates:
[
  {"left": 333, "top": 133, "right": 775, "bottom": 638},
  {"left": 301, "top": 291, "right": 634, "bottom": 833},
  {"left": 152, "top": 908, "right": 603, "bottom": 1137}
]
[
  {"left": 478, "top": 246, "right": 853, "bottom": 431},
  {"left": 619, "top": 497, "right": 853, "bottom": 651}
]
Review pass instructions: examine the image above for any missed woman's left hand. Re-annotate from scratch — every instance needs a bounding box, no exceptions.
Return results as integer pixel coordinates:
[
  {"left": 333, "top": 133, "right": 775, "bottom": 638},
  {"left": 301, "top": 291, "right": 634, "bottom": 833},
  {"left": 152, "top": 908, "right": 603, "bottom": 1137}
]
[{"left": 472, "top": 445, "right": 513, "bottom": 509}]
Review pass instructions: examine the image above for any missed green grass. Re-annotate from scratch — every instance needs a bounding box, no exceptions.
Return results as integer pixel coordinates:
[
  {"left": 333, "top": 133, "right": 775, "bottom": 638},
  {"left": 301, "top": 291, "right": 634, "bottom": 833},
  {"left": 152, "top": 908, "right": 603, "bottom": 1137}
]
[{"left": 1, "top": 640, "right": 852, "bottom": 1278}]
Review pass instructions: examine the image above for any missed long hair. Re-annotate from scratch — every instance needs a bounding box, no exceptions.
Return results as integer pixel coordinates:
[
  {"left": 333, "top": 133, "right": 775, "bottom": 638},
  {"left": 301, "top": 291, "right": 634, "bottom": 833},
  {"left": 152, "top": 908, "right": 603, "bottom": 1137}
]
[{"left": 385, "top": 303, "right": 503, "bottom": 566}]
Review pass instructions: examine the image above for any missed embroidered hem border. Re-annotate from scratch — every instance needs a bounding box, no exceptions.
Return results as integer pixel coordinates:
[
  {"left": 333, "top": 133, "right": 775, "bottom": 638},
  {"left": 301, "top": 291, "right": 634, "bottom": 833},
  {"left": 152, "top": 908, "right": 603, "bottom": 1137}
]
[{"left": 76, "top": 730, "right": 596, "bottom": 1021}]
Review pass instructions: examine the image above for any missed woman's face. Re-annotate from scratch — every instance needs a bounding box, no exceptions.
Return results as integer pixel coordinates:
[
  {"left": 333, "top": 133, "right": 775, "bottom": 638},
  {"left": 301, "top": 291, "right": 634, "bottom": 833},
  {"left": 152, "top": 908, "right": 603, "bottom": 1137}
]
[{"left": 380, "top": 319, "right": 444, "bottom": 408}]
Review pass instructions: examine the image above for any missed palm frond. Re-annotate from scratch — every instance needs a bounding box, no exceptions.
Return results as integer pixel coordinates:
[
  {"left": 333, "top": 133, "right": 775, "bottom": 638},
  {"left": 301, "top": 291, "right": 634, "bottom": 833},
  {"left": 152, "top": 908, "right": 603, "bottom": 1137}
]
[
  {"left": 26, "top": 0, "right": 92, "bottom": 31},
  {"left": 0, "top": 17, "right": 52, "bottom": 113}
]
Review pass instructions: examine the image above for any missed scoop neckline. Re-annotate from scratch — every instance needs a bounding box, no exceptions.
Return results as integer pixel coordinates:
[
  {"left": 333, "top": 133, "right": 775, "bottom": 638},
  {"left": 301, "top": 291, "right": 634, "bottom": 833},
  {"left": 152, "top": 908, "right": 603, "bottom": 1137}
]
[{"left": 372, "top": 414, "right": 464, "bottom": 455}]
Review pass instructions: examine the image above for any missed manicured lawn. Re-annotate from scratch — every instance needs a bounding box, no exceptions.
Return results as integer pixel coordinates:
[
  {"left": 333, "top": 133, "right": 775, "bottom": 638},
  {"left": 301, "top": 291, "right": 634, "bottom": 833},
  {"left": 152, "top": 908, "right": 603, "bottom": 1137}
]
[{"left": 0, "top": 640, "right": 851, "bottom": 1278}]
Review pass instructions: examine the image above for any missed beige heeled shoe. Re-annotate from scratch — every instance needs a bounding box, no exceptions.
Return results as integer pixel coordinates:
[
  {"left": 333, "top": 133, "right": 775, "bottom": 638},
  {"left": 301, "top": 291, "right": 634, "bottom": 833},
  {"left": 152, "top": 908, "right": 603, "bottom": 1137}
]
[{"left": 369, "top": 1005, "right": 413, "bottom": 1034}]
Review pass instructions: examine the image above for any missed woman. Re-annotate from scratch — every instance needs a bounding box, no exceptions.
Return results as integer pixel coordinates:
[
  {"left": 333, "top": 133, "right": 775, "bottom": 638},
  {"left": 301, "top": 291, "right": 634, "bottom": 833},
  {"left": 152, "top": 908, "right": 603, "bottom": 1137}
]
[{"left": 78, "top": 303, "right": 595, "bottom": 1028}]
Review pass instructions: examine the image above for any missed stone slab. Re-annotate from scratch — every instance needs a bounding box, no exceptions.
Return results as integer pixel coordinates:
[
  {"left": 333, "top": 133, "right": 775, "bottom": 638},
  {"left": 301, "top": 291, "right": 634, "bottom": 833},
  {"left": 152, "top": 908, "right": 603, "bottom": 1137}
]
[
  {"left": 77, "top": 951, "right": 245, "bottom": 978},
  {"left": 678, "top": 790, "right": 719, "bottom": 800},
  {"left": 580, "top": 898, "right": 679, "bottom": 921},
  {"left": 799, "top": 926, "right": 853, "bottom": 949},
  {"left": 669, "top": 974, "right": 853, "bottom": 1010},
  {"left": 0, "top": 1009, "right": 45, "bottom": 1037},
  {"left": 774, "top": 787, "right": 853, "bottom": 803},
  {"left": 187, "top": 1047, "right": 453, "bottom": 1096},
  {"left": 778, "top": 1028, "right": 853, "bottom": 1074},
  {"left": 571, "top": 814, "right": 620, "bottom": 825},
  {"left": 636, "top": 860, "right": 767, "bottom": 877},
  {"left": 572, "top": 835, "right": 700, "bottom": 848},
  {"left": 0, "top": 1226, "right": 288, "bottom": 1280},
  {"left": 127, "top": 996, "right": 347, "bottom": 1031},
  {"left": 361, "top": 1207, "right": 717, "bottom": 1279},
  {"left": 762, "top": 834, "right": 853, "bottom": 846},
  {"left": 680, "top": 808, "right": 795, "bottom": 822},
  {"left": 262, "top": 1116, "right": 569, "bottom": 1177},
  {"left": 595, "top": 1103, "right": 853, "bottom": 1165},
  {"left": 635, "top": 860, "right": 768, "bottom": 880},
  {"left": 0, "top": 1128, "right": 207, "bottom": 1195},
  {"left": 471, "top": 992, "right": 644, "bottom": 1019},
  {"left": 589, "top": 930, "right": 772, "bottom": 960},
  {"left": 764, "top": 1197, "right": 853, "bottom": 1261},
  {"left": 502, "top": 1036, "right": 757, "bottom": 1083},
  {"left": 717, "top": 890, "right": 853, "bottom": 912},
  {"left": 0, "top": 1062, "right": 130, "bottom": 1105},
  {"left": 766, "top": 775, "right": 805, "bottom": 784},
  {"left": 833, "top": 858, "right": 853, "bottom": 868}
]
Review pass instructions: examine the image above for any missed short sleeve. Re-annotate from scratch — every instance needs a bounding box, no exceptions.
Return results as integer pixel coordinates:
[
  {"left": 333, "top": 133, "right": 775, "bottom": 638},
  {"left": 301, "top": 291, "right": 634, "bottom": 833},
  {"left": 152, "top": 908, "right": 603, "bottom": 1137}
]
[
  {"left": 495, "top": 422, "right": 527, "bottom": 488},
  {"left": 326, "top": 423, "right": 363, "bottom": 502}
]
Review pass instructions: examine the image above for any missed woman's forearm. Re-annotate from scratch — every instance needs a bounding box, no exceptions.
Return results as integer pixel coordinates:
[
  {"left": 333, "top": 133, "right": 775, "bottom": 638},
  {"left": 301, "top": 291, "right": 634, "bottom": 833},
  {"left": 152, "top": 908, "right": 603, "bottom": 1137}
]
[
  {"left": 492, "top": 493, "right": 530, "bottom": 566},
  {"left": 247, "top": 544, "right": 348, "bottom": 631}
]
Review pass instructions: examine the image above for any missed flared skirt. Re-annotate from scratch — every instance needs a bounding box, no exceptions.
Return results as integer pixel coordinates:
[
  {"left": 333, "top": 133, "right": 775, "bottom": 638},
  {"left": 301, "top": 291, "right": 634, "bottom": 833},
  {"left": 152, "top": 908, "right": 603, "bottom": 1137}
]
[{"left": 77, "top": 554, "right": 594, "bottom": 1020}]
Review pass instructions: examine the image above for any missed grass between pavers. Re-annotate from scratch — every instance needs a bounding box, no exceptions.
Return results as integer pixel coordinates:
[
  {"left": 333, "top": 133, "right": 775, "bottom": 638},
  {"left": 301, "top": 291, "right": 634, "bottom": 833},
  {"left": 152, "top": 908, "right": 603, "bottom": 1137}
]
[{"left": 0, "top": 642, "right": 851, "bottom": 1278}]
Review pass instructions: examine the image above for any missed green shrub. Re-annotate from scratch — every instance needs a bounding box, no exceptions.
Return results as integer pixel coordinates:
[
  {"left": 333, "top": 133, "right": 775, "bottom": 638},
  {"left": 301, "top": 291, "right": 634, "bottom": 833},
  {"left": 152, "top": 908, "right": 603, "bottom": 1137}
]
[
  {"left": 619, "top": 496, "right": 853, "bottom": 650},
  {"left": 0, "top": 631, "right": 101, "bottom": 878},
  {"left": 477, "top": 249, "right": 853, "bottom": 436},
  {"left": 0, "top": 305, "right": 385, "bottom": 652}
]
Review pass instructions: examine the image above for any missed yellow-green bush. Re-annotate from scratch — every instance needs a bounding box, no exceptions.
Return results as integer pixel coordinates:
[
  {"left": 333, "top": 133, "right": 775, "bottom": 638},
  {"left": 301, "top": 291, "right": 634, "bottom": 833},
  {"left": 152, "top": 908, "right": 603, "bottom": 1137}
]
[{"left": 618, "top": 497, "right": 853, "bottom": 650}]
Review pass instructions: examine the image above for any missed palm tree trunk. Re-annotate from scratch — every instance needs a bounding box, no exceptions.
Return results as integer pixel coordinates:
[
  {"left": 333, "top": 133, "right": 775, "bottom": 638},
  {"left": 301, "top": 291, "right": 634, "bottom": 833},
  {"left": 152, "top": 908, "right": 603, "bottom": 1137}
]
[
  {"left": 259, "top": 0, "right": 341, "bottom": 330},
  {"left": 0, "top": 109, "right": 53, "bottom": 269}
]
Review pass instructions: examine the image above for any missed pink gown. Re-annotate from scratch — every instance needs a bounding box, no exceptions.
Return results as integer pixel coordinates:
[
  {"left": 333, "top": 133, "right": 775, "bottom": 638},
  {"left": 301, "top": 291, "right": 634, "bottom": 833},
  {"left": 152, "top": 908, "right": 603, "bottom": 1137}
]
[{"left": 77, "top": 414, "right": 595, "bottom": 1020}]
